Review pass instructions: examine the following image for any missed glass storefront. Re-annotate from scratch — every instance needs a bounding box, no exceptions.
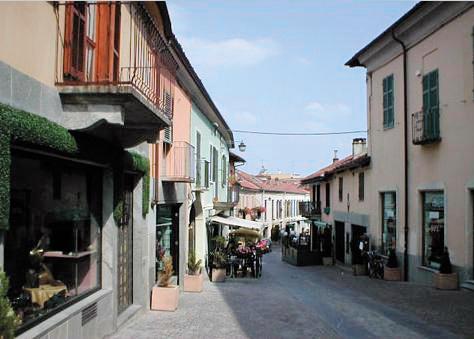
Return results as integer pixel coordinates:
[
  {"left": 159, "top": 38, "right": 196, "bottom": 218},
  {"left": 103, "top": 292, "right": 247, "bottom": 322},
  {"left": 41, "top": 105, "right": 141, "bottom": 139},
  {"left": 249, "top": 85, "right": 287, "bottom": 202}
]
[
  {"left": 5, "top": 151, "right": 102, "bottom": 331},
  {"left": 423, "top": 191, "right": 444, "bottom": 268},
  {"left": 156, "top": 205, "right": 178, "bottom": 279},
  {"left": 381, "top": 192, "right": 396, "bottom": 254}
]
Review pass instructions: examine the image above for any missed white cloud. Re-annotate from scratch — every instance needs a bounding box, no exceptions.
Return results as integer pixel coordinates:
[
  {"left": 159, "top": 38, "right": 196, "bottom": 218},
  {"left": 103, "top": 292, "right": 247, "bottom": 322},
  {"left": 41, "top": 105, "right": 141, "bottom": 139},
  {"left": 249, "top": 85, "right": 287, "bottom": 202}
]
[
  {"left": 180, "top": 37, "right": 279, "bottom": 70},
  {"left": 304, "top": 101, "right": 352, "bottom": 122}
]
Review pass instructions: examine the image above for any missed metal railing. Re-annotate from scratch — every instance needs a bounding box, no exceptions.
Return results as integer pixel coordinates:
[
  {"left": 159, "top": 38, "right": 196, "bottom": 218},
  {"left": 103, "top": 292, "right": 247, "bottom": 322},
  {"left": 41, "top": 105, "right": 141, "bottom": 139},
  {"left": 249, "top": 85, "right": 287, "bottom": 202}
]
[
  {"left": 55, "top": 3, "right": 177, "bottom": 119},
  {"left": 299, "top": 201, "right": 321, "bottom": 218},
  {"left": 412, "top": 108, "right": 441, "bottom": 145},
  {"left": 195, "top": 159, "right": 210, "bottom": 190},
  {"left": 161, "top": 141, "right": 195, "bottom": 182}
]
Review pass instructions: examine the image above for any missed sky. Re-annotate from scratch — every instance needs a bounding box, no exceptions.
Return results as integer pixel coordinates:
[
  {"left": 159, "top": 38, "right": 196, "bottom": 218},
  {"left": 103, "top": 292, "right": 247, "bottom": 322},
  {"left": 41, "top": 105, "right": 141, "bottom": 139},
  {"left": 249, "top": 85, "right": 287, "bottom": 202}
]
[{"left": 167, "top": 0, "right": 415, "bottom": 176}]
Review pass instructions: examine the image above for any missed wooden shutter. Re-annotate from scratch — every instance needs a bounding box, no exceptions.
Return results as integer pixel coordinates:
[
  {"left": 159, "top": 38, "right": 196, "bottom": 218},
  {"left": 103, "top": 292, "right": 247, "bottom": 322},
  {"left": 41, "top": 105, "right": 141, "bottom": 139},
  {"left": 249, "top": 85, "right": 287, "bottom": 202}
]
[
  {"left": 383, "top": 74, "right": 394, "bottom": 128},
  {"left": 64, "top": 3, "right": 87, "bottom": 80},
  {"left": 423, "top": 70, "right": 439, "bottom": 139}
]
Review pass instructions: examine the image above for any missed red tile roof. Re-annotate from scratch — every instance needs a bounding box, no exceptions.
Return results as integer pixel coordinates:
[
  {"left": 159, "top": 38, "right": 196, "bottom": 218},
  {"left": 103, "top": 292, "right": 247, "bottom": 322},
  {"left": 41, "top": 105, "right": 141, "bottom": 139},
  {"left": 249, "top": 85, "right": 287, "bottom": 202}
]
[
  {"left": 237, "top": 170, "right": 309, "bottom": 194},
  {"left": 301, "top": 153, "right": 370, "bottom": 184}
]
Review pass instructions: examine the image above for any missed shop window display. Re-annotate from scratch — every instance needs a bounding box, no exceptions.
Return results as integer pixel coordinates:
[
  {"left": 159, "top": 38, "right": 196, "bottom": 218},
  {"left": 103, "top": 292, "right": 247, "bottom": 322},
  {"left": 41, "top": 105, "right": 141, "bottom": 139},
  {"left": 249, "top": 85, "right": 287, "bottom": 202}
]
[
  {"left": 5, "top": 151, "right": 102, "bottom": 331},
  {"left": 423, "top": 191, "right": 444, "bottom": 269},
  {"left": 381, "top": 192, "right": 396, "bottom": 254}
]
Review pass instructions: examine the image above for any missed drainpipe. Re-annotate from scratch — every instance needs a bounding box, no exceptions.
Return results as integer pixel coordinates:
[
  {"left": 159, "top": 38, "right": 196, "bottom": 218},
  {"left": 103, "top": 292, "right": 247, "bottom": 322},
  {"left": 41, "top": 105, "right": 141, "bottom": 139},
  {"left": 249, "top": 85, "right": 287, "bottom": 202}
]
[{"left": 391, "top": 29, "right": 409, "bottom": 282}]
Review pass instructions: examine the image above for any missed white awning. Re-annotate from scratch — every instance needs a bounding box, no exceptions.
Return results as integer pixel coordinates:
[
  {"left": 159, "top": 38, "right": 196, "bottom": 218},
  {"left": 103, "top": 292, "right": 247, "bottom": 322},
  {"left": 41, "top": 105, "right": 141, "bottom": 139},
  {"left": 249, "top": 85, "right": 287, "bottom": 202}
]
[{"left": 210, "top": 216, "right": 264, "bottom": 231}]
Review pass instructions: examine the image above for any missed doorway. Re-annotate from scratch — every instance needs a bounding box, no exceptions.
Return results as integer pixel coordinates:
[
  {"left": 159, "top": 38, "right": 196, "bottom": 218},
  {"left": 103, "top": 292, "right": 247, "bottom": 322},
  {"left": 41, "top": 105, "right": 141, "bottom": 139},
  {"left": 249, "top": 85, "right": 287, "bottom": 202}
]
[
  {"left": 351, "top": 224, "right": 367, "bottom": 265},
  {"left": 156, "top": 204, "right": 180, "bottom": 283},
  {"left": 118, "top": 175, "right": 134, "bottom": 313},
  {"left": 335, "top": 221, "right": 345, "bottom": 263}
]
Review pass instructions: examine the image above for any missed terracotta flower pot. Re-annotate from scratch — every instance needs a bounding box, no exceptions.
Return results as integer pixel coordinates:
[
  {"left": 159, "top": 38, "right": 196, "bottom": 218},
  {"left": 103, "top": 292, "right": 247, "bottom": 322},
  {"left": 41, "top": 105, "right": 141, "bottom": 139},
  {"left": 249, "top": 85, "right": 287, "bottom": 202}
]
[
  {"left": 434, "top": 272, "right": 458, "bottom": 290},
  {"left": 212, "top": 268, "right": 226, "bottom": 282},
  {"left": 151, "top": 285, "right": 179, "bottom": 311},
  {"left": 184, "top": 273, "right": 203, "bottom": 292},
  {"left": 322, "top": 257, "right": 333, "bottom": 266},
  {"left": 384, "top": 266, "right": 401, "bottom": 281}
]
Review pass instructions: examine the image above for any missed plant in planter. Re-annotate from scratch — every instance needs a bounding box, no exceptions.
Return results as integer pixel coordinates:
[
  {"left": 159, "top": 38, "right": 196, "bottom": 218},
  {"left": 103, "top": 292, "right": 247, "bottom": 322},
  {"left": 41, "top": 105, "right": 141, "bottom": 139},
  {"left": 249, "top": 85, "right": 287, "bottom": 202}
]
[
  {"left": 210, "top": 249, "right": 227, "bottom": 282},
  {"left": 0, "top": 271, "right": 20, "bottom": 339},
  {"left": 184, "top": 252, "right": 203, "bottom": 293},
  {"left": 384, "top": 248, "right": 401, "bottom": 281},
  {"left": 434, "top": 247, "right": 458, "bottom": 290},
  {"left": 151, "top": 256, "right": 179, "bottom": 311}
]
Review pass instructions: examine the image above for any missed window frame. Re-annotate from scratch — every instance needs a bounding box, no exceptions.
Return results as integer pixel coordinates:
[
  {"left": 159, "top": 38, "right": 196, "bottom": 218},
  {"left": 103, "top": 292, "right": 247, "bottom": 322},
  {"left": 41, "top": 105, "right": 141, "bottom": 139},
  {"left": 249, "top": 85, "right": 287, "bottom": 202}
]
[
  {"left": 381, "top": 191, "right": 396, "bottom": 255},
  {"left": 422, "top": 190, "right": 445, "bottom": 269},
  {"left": 338, "top": 177, "right": 343, "bottom": 202},
  {"left": 358, "top": 172, "right": 364, "bottom": 201},
  {"left": 383, "top": 74, "right": 394, "bottom": 129}
]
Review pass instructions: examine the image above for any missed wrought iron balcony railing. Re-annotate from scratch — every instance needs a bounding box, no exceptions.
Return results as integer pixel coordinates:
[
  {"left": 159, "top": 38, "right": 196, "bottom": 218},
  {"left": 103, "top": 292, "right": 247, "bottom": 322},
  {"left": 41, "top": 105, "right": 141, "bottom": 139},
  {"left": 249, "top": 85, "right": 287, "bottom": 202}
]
[
  {"left": 161, "top": 141, "right": 195, "bottom": 182},
  {"left": 412, "top": 108, "right": 441, "bottom": 145},
  {"left": 299, "top": 201, "right": 321, "bottom": 218},
  {"left": 55, "top": 2, "right": 177, "bottom": 120}
]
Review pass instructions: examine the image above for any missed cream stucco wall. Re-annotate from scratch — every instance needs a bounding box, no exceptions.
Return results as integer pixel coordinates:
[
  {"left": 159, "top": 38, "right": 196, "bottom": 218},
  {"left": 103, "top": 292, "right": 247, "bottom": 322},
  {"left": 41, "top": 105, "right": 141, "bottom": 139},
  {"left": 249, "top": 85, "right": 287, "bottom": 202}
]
[{"left": 364, "top": 6, "right": 474, "bottom": 280}]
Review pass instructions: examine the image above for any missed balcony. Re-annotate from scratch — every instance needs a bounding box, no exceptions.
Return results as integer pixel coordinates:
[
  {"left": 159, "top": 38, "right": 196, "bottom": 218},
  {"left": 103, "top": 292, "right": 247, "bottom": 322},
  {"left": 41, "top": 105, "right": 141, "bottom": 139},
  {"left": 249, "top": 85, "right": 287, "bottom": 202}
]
[
  {"left": 299, "top": 201, "right": 321, "bottom": 219},
  {"left": 55, "top": 3, "right": 175, "bottom": 147},
  {"left": 412, "top": 109, "right": 441, "bottom": 145},
  {"left": 161, "top": 141, "right": 196, "bottom": 183}
]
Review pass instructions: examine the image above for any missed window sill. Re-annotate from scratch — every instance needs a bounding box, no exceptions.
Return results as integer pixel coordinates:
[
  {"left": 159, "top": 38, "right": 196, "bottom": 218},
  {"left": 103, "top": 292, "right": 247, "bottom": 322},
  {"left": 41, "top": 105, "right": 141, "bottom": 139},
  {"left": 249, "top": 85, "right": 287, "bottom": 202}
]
[
  {"left": 383, "top": 125, "right": 395, "bottom": 131},
  {"left": 417, "top": 265, "right": 439, "bottom": 273}
]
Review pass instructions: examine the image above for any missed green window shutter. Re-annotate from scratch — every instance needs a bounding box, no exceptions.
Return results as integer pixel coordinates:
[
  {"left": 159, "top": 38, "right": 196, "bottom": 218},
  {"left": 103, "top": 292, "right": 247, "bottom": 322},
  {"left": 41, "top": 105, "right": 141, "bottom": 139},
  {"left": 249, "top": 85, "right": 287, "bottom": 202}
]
[
  {"left": 422, "top": 69, "right": 440, "bottom": 140},
  {"left": 382, "top": 75, "right": 394, "bottom": 128}
]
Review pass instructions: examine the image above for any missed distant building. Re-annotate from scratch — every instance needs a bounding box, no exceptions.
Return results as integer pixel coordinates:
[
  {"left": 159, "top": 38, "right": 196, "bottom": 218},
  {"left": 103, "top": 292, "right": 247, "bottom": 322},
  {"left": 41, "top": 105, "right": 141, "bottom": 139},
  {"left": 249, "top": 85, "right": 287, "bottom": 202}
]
[{"left": 237, "top": 170, "right": 310, "bottom": 238}]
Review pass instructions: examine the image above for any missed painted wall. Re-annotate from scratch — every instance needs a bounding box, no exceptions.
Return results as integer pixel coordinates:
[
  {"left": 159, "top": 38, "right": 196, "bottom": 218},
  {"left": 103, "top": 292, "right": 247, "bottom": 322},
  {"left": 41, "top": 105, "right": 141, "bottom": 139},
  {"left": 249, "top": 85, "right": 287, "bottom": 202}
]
[{"left": 364, "top": 6, "right": 474, "bottom": 282}]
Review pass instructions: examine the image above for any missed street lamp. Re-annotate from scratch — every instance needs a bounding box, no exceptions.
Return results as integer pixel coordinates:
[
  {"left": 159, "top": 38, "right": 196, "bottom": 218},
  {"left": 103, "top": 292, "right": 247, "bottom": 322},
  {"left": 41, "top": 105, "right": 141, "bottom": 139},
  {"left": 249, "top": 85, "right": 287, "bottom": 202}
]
[{"left": 238, "top": 140, "right": 246, "bottom": 152}]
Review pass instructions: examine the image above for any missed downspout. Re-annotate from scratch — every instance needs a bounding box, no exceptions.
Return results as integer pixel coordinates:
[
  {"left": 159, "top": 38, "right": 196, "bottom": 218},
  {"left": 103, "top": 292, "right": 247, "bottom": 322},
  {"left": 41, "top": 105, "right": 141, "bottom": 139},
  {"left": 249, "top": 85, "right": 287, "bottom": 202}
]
[{"left": 391, "top": 29, "right": 409, "bottom": 282}]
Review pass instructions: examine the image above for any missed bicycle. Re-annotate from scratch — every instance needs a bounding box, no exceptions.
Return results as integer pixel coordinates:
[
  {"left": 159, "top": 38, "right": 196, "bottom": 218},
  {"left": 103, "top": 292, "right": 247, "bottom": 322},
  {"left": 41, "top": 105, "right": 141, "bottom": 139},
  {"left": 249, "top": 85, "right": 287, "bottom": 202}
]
[{"left": 365, "top": 251, "right": 384, "bottom": 279}]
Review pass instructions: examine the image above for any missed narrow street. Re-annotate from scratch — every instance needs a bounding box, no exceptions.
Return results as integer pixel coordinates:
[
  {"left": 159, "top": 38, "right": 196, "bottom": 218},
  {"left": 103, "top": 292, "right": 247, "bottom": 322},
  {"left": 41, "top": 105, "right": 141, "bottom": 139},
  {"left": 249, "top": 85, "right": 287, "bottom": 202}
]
[{"left": 108, "top": 247, "right": 474, "bottom": 339}]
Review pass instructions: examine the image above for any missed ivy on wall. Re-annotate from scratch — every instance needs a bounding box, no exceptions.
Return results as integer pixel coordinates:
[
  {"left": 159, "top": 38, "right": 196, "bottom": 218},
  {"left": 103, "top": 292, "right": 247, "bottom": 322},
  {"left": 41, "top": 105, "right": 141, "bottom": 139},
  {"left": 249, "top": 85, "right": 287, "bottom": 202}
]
[
  {"left": 127, "top": 151, "right": 150, "bottom": 218},
  {"left": 0, "top": 104, "right": 79, "bottom": 230}
]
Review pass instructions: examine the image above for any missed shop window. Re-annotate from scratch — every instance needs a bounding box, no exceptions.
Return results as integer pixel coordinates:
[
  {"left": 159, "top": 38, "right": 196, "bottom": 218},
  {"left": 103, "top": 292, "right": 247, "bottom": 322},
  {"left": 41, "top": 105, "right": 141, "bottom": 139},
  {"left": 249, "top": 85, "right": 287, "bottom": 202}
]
[
  {"left": 5, "top": 151, "right": 102, "bottom": 332},
  {"left": 422, "top": 191, "right": 445, "bottom": 268},
  {"left": 381, "top": 192, "right": 396, "bottom": 254}
]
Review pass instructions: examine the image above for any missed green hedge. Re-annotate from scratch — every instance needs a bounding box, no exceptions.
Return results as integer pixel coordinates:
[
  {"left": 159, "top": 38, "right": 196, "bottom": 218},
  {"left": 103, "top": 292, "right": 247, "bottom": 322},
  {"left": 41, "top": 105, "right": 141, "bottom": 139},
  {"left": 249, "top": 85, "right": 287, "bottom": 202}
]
[
  {"left": 0, "top": 104, "right": 79, "bottom": 230},
  {"left": 127, "top": 151, "right": 150, "bottom": 218}
]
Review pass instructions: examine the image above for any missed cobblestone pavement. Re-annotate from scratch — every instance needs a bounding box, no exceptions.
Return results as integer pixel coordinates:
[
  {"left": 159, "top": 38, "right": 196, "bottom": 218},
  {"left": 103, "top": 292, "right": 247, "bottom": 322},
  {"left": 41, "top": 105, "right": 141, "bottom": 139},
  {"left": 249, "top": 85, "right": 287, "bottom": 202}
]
[{"left": 108, "top": 247, "right": 474, "bottom": 339}]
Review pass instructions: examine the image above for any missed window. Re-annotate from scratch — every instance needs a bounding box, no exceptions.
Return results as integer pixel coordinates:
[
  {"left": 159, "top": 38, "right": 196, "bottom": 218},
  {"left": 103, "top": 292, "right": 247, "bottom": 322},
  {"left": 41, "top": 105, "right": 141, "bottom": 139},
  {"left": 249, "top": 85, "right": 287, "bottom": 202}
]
[
  {"left": 423, "top": 191, "right": 445, "bottom": 268},
  {"left": 338, "top": 177, "right": 343, "bottom": 202},
  {"left": 325, "top": 182, "right": 330, "bottom": 208},
  {"left": 6, "top": 152, "right": 102, "bottom": 331},
  {"left": 221, "top": 156, "right": 227, "bottom": 188},
  {"left": 316, "top": 184, "right": 321, "bottom": 209},
  {"left": 212, "top": 147, "right": 218, "bottom": 184},
  {"left": 64, "top": 2, "right": 121, "bottom": 82},
  {"left": 381, "top": 192, "right": 396, "bottom": 254},
  {"left": 422, "top": 69, "right": 440, "bottom": 140},
  {"left": 358, "top": 172, "right": 364, "bottom": 201},
  {"left": 383, "top": 74, "right": 394, "bottom": 128},
  {"left": 195, "top": 132, "right": 201, "bottom": 187}
]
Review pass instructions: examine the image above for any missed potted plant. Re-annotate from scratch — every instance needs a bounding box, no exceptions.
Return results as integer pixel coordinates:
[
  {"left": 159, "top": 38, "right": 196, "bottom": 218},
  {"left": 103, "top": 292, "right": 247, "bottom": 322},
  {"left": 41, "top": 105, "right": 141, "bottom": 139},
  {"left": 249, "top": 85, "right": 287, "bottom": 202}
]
[
  {"left": 433, "top": 247, "right": 458, "bottom": 290},
  {"left": 211, "top": 236, "right": 227, "bottom": 282},
  {"left": 384, "top": 248, "right": 401, "bottom": 281},
  {"left": 0, "top": 271, "right": 20, "bottom": 339},
  {"left": 184, "top": 252, "right": 203, "bottom": 292},
  {"left": 211, "top": 250, "right": 227, "bottom": 282},
  {"left": 151, "top": 256, "right": 179, "bottom": 311}
]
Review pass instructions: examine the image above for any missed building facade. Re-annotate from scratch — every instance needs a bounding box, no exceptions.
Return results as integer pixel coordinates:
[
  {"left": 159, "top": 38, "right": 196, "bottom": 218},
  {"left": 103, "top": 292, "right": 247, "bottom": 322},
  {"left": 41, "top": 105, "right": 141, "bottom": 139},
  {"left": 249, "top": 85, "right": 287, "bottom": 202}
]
[
  {"left": 346, "top": 2, "right": 474, "bottom": 285},
  {"left": 237, "top": 170, "right": 310, "bottom": 238},
  {"left": 0, "top": 2, "right": 237, "bottom": 338},
  {"left": 301, "top": 139, "right": 371, "bottom": 265}
]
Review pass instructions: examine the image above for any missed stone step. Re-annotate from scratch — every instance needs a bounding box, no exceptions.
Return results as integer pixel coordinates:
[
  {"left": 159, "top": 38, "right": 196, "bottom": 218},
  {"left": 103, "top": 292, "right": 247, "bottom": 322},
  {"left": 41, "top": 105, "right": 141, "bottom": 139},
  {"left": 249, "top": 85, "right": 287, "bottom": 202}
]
[{"left": 460, "top": 280, "right": 474, "bottom": 291}]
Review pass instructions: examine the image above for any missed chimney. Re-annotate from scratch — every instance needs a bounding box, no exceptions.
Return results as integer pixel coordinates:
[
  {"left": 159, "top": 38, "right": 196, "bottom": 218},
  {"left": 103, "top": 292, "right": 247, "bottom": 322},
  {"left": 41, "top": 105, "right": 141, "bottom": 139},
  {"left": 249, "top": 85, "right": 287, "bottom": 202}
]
[
  {"left": 352, "top": 138, "right": 367, "bottom": 156},
  {"left": 333, "top": 150, "right": 339, "bottom": 163}
]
